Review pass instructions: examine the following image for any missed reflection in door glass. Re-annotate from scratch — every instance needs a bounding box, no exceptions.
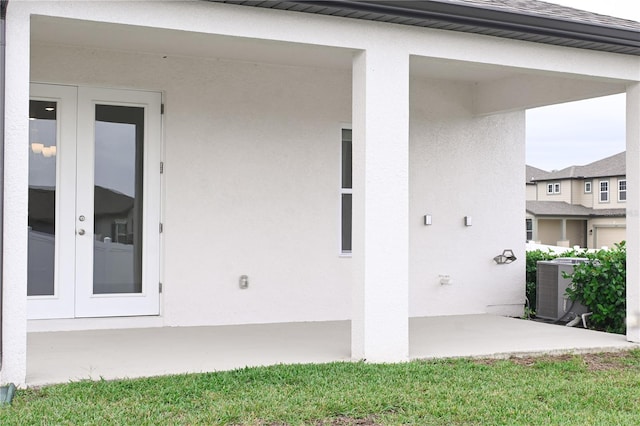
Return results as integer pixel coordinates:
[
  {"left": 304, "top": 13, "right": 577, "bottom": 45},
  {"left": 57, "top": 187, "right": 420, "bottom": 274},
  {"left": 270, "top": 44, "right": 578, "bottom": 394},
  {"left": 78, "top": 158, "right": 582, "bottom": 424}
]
[
  {"left": 28, "top": 100, "right": 58, "bottom": 296},
  {"left": 93, "top": 105, "right": 144, "bottom": 294}
]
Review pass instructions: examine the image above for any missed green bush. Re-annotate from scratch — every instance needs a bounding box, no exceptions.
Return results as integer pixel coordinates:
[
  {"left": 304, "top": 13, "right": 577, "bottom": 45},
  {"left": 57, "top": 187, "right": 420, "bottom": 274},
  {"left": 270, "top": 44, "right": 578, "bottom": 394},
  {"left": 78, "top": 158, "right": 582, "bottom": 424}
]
[{"left": 565, "top": 242, "right": 626, "bottom": 334}]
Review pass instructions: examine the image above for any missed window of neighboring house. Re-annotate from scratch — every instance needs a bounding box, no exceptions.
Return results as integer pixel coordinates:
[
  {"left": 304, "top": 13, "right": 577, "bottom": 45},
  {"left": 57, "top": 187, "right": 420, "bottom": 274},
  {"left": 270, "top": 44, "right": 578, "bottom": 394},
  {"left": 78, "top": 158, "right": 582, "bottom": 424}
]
[
  {"left": 619, "top": 179, "right": 627, "bottom": 202},
  {"left": 584, "top": 181, "right": 592, "bottom": 193},
  {"left": 526, "top": 219, "right": 533, "bottom": 241},
  {"left": 600, "top": 180, "right": 609, "bottom": 202},
  {"left": 546, "top": 182, "right": 560, "bottom": 194},
  {"left": 341, "top": 128, "right": 352, "bottom": 254}
]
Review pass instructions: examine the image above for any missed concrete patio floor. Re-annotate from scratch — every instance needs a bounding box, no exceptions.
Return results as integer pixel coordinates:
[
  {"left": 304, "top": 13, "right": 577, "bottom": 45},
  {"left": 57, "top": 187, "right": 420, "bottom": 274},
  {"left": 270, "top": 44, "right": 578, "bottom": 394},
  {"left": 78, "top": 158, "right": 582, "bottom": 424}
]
[{"left": 27, "top": 314, "right": 638, "bottom": 386}]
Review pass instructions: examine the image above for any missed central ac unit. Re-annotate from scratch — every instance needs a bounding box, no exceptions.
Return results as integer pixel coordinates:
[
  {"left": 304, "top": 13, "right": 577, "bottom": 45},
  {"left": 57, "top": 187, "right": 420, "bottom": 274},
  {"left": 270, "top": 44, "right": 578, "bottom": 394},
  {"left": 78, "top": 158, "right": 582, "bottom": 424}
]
[{"left": 536, "top": 258, "right": 589, "bottom": 321}]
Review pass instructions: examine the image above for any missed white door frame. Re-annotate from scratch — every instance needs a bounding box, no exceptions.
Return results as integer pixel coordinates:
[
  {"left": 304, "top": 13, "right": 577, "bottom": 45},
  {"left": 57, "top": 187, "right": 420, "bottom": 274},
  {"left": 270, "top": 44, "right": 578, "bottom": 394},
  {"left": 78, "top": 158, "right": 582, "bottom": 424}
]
[
  {"left": 27, "top": 84, "right": 77, "bottom": 319},
  {"left": 27, "top": 84, "right": 161, "bottom": 319}
]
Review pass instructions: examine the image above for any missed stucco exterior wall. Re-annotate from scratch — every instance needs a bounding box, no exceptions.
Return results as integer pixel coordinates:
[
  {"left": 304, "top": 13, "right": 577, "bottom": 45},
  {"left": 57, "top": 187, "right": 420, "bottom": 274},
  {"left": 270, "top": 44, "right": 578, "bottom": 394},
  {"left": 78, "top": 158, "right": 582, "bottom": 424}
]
[
  {"left": 31, "top": 44, "right": 354, "bottom": 326},
  {"left": 409, "top": 77, "right": 525, "bottom": 317},
  {"left": 30, "top": 43, "right": 528, "bottom": 325}
]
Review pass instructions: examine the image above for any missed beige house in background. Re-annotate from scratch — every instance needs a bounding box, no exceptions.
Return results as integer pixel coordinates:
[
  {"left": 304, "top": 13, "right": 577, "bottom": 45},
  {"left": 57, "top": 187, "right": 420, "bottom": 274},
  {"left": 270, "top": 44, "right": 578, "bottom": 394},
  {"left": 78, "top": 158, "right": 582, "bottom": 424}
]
[{"left": 526, "top": 152, "right": 626, "bottom": 249}]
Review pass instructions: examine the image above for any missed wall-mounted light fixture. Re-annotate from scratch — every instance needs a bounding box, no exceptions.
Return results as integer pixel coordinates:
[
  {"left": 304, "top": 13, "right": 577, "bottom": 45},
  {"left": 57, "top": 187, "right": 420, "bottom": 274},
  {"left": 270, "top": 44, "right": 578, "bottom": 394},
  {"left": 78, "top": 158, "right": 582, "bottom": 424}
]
[
  {"left": 493, "top": 249, "right": 517, "bottom": 264},
  {"left": 239, "top": 275, "right": 249, "bottom": 289}
]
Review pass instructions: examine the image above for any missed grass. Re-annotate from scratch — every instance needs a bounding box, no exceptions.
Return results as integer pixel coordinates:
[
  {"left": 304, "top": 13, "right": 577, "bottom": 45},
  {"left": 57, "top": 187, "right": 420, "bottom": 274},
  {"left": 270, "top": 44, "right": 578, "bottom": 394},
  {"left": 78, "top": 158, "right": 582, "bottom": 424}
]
[{"left": 2, "top": 350, "right": 640, "bottom": 425}]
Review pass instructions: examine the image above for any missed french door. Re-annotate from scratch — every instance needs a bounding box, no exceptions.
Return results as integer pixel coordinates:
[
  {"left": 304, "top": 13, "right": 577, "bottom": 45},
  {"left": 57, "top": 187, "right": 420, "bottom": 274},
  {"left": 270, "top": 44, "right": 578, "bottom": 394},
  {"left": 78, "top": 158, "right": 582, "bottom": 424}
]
[{"left": 27, "top": 84, "right": 161, "bottom": 319}]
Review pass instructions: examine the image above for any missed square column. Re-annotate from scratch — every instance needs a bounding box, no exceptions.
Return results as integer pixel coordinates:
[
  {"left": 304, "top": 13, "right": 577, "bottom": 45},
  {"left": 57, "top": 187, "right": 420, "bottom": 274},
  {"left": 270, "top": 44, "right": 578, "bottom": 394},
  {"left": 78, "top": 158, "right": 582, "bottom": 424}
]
[
  {"left": 627, "top": 83, "right": 640, "bottom": 343},
  {"left": 351, "top": 50, "right": 409, "bottom": 362},
  {"left": 1, "top": 4, "right": 30, "bottom": 386}
]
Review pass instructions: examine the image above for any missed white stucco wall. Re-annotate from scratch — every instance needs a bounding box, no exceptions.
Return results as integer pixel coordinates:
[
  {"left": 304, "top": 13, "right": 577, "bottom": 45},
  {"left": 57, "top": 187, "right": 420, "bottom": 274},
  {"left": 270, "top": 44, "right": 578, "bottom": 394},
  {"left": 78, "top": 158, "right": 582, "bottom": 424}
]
[
  {"left": 31, "top": 44, "right": 353, "bottom": 326},
  {"left": 409, "top": 76, "right": 526, "bottom": 317},
  {"left": 32, "top": 43, "right": 528, "bottom": 324}
]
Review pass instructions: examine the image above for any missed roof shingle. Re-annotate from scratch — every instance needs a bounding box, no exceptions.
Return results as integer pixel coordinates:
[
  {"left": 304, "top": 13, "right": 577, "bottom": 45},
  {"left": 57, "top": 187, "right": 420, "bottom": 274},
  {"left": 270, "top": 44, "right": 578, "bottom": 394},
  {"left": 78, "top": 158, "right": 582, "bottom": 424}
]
[
  {"left": 526, "top": 200, "right": 625, "bottom": 217},
  {"left": 532, "top": 151, "right": 625, "bottom": 181}
]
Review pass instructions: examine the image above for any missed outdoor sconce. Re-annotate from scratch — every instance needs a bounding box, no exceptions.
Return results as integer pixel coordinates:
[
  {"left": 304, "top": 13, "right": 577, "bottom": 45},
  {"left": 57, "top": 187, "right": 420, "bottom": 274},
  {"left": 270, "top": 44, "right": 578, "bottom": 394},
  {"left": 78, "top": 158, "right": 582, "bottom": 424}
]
[
  {"left": 493, "top": 249, "right": 517, "bottom": 265},
  {"left": 239, "top": 275, "right": 249, "bottom": 289}
]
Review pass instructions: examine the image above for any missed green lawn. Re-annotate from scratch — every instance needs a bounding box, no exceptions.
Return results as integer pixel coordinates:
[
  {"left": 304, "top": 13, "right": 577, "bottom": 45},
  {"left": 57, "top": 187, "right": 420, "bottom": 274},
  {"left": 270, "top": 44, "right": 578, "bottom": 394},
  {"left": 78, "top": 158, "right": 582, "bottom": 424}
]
[{"left": 2, "top": 351, "right": 640, "bottom": 425}]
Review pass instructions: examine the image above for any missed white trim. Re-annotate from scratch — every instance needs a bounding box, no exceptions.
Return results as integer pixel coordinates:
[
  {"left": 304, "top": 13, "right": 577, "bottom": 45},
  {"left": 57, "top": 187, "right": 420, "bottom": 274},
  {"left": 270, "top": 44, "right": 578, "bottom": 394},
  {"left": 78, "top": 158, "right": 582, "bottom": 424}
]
[
  {"left": 546, "top": 182, "right": 560, "bottom": 194},
  {"left": 618, "top": 179, "right": 627, "bottom": 202},
  {"left": 339, "top": 124, "right": 353, "bottom": 256},
  {"left": 27, "top": 84, "right": 162, "bottom": 319},
  {"left": 599, "top": 180, "right": 610, "bottom": 203},
  {"left": 584, "top": 181, "right": 592, "bottom": 193},
  {"left": 27, "top": 84, "right": 78, "bottom": 319},
  {"left": 75, "top": 87, "right": 162, "bottom": 317}
]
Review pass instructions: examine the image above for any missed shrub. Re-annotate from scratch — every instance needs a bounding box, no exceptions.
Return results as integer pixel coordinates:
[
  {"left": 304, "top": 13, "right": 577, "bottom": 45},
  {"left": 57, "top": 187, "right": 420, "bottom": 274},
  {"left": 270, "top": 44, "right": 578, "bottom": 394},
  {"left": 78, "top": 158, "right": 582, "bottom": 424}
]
[{"left": 565, "top": 242, "right": 626, "bottom": 334}]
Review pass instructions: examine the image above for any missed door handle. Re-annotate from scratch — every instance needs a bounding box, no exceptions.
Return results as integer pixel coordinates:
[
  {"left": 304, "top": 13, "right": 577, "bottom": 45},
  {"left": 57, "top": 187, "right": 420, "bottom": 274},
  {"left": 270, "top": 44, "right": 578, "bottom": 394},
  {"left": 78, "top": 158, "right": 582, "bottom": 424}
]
[{"left": 77, "top": 229, "right": 86, "bottom": 236}]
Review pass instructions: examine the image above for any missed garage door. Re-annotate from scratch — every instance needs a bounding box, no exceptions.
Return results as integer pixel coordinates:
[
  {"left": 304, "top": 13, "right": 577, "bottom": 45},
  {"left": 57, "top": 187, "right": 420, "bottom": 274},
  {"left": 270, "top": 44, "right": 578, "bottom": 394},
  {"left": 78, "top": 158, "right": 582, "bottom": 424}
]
[{"left": 595, "top": 227, "right": 626, "bottom": 249}]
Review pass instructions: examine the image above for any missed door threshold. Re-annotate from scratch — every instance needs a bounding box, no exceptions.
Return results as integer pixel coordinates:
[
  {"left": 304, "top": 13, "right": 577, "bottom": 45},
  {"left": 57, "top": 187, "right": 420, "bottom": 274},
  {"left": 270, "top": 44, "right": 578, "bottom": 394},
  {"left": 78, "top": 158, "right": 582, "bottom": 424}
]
[{"left": 28, "top": 315, "right": 164, "bottom": 333}]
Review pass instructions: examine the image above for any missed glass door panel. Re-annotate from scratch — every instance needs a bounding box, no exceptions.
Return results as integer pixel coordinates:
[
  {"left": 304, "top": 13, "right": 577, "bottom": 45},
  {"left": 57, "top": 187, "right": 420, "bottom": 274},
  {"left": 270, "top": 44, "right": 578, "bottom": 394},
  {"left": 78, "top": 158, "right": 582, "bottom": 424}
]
[
  {"left": 27, "top": 100, "right": 58, "bottom": 296},
  {"left": 28, "top": 84, "right": 161, "bottom": 319},
  {"left": 93, "top": 105, "right": 144, "bottom": 294},
  {"left": 75, "top": 87, "right": 161, "bottom": 318},
  {"left": 27, "top": 83, "right": 78, "bottom": 320}
]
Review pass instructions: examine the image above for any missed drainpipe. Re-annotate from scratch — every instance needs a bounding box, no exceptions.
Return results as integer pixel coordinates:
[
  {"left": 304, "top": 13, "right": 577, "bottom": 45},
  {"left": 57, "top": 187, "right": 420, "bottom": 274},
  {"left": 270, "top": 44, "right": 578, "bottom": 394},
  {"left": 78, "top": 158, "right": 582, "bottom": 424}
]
[{"left": 0, "top": 0, "right": 8, "bottom": 370}]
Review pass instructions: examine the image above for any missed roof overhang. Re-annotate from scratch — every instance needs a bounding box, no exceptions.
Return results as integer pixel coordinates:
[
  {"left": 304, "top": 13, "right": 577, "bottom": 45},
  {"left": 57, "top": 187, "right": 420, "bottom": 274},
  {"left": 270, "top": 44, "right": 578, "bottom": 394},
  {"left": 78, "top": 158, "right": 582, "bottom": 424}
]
[{"left": 213, "top": 1, "right": 640, "bottom": 56}]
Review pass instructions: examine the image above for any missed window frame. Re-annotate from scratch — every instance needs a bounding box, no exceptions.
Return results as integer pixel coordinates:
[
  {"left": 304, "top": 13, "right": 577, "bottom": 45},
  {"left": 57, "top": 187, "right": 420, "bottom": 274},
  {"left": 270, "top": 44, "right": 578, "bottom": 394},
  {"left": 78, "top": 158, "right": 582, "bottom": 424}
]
[
  {"left": 584, "top": 181, "right": 592, "bottom": 194},
  {"left": 599, "top": 180, "right": 609, "bottom": 203},
  {"left": 526, "top": 219, "right": 533, "bottom": 241},
  {"left": 618, "top": 179, "right": 627, "bottom": 202},
  {"left": 340, "top": 126, "right": 352, "bottom": 256},
  {"left": 546, "top": 182, "right": 560, "bottom": 195}
]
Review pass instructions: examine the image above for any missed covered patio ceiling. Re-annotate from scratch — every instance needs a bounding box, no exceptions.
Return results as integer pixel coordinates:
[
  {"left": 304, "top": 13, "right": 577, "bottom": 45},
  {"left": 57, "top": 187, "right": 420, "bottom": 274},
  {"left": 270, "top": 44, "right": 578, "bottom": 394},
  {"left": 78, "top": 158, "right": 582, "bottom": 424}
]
[{"left": 31, "top": 15, "right": 628, "bottom": 114}]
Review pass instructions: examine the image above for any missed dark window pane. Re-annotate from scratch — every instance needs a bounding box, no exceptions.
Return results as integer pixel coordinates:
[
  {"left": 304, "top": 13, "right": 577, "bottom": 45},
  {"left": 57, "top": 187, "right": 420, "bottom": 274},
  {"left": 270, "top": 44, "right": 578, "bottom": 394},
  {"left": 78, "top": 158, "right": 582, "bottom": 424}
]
[
  {"left": 28, "top": 100, "right": 58, "bottom": 296},
  {"left": 342, "top": 129, "right": 352, "bottom": 189},
  {"left": 341, "top": 194, "right": 352, "bottom": 252},
  {"left": 93, "top": 105, "right": 144, "bottom": 294}
]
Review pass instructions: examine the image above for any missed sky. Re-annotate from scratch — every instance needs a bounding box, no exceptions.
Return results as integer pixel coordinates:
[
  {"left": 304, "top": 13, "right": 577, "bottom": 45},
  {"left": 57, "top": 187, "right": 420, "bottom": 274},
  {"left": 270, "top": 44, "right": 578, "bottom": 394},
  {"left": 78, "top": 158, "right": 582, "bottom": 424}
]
[{"left": 525, "top": 0, "right": 640, "bottom": 171}]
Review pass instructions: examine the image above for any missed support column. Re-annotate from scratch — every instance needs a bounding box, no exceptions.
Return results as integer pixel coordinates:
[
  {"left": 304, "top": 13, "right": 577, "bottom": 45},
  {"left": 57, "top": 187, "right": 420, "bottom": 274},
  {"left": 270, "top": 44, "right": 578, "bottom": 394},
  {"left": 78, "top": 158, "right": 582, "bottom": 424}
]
[
  {"left": 627, "top": 83, "right": 640, "bottom": 343},
  {"left": 1, "top": 3, "right": 29, "bottom": 385},
  {"left": 351, "top": 49, "right": 409, "bottom": 362}
]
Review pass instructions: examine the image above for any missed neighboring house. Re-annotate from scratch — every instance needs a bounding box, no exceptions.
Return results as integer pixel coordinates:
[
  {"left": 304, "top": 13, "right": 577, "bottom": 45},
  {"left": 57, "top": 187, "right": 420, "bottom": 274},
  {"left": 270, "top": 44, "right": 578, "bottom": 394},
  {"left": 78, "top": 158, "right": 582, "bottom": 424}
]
[
  {"left": 526, "top": 152, "right": 627, "bottom": 249},
  {"left": 1, "top": 0, "right": 640, "bottom": 386}
]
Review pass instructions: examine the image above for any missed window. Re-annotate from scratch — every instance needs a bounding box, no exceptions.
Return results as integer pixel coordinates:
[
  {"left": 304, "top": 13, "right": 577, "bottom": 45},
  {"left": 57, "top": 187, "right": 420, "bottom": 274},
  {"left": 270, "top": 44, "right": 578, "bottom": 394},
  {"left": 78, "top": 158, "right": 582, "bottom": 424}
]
[
  {"left": 619, "top": 179, "right": 627, "bottom": 202},
  {"left": 341, "top": 128, "right": 352, "bottom": 254},
  {"left": 526, "top": 219, "right": 533, "bottom": 241},
  {"left": 546, "top": 182, "right": 560, "bottom": 194},
  {"left": 584, "top": 181, "right": 592, "bottom": 193},
  {"left": 600, "top": 180, "right": 609, "bottom": 202}
]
